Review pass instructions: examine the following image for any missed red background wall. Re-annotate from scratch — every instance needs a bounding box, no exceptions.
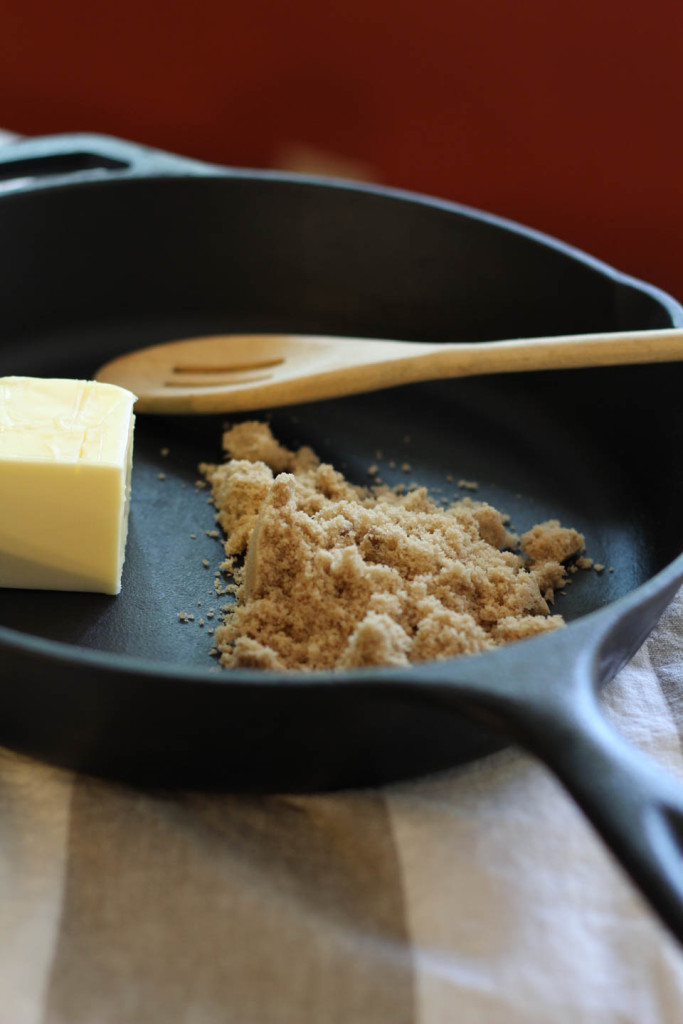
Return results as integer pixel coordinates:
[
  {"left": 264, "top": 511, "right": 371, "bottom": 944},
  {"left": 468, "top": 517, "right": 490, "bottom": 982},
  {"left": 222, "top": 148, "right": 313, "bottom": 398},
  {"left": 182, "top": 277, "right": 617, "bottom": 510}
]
[{"left": 2, "top": 0, "right": 683, "bottom": 300}]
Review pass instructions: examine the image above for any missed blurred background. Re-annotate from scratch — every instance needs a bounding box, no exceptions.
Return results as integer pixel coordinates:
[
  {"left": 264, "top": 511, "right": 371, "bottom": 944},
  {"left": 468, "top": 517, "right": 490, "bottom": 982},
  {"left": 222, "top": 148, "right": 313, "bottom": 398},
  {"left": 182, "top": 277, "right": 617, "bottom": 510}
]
[{"left": 2, "top": 0, "right": 682, "bottom": 300}]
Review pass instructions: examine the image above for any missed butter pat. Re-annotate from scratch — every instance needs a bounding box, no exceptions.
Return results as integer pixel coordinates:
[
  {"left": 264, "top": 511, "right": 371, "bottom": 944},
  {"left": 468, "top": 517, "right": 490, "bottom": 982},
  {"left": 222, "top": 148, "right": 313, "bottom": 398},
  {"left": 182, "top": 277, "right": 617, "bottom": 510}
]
[{"left": 0, "top": 377, "right": 136, "bottom": 594}]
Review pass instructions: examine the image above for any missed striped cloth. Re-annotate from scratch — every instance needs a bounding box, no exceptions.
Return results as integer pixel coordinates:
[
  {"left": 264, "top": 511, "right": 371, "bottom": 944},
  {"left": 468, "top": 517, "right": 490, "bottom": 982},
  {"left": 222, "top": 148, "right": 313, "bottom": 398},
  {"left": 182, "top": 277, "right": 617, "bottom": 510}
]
[{"left": 1, "top": 589, "right": 683, "bottom": 1024}]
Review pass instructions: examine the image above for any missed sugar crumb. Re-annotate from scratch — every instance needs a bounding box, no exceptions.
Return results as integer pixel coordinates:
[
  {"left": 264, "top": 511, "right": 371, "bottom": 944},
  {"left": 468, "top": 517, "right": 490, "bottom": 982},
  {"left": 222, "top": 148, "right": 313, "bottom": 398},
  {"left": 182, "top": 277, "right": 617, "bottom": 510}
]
[{"left": 522, "top": 522, "right": 585, "bottom": 565}]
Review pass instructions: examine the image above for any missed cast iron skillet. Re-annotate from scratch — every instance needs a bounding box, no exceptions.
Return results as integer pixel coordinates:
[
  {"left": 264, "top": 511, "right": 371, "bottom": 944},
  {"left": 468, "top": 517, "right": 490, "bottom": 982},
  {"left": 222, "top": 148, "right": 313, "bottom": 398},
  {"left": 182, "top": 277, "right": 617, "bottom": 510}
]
[{"left": 2, "top": 134, "right": 683, "bottom": 941}]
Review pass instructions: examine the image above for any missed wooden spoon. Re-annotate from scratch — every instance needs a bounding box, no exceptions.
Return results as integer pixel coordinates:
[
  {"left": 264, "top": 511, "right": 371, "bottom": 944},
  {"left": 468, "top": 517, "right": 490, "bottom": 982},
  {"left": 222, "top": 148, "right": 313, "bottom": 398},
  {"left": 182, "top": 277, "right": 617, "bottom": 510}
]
[{"left": 94, "top": 328, "right": 683, "bottom": 414}]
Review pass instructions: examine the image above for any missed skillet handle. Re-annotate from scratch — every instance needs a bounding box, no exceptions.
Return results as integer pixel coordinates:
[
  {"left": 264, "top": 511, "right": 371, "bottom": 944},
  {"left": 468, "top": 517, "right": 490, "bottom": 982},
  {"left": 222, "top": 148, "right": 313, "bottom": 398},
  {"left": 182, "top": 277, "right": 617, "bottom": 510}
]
[
  {"left": 532, "top": 688, "right": 683, "bottom": 941},
  {"left": 0, "top": 132, "right": 218, "bottom": 193},
  {"left": 473, "top": 668, "right": 683, "bottom": 944}
]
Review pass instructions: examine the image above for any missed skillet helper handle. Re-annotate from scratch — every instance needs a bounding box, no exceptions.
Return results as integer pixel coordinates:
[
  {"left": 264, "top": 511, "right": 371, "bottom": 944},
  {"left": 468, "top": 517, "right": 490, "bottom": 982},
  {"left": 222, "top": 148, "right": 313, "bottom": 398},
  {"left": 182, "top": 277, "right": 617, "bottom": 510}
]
[
  {"left": 504, "top": 681, "right": 683, "bottom": 944},
  {"left": 0, "top": 132, "right": 216, "bottom": 194}
]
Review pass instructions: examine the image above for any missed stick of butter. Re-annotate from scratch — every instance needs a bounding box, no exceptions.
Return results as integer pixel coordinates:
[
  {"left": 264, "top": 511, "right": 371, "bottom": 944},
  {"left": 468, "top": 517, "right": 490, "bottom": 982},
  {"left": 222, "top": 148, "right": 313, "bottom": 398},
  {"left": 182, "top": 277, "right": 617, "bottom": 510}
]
[{"left": 0, "top": 376, "right": 137, "bottom": 594}]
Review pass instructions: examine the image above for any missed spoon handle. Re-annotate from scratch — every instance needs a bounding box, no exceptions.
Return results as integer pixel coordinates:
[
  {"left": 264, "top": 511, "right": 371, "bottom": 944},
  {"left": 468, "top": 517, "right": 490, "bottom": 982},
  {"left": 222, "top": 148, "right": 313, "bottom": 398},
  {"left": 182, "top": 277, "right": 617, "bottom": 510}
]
[
  {"left": 396, "top": 326, "right": 683, "bottom": 383},
  {"left": 236, "top": 327, "right": 683, "bottom": 414}
]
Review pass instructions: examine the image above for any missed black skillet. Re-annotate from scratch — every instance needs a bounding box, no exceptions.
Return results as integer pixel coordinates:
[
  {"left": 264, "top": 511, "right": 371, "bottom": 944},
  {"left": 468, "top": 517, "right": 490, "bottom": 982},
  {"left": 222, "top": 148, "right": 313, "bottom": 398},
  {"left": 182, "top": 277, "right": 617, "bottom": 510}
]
[{"left": 2, "top": 133, "right": 683, "bottom": 941}]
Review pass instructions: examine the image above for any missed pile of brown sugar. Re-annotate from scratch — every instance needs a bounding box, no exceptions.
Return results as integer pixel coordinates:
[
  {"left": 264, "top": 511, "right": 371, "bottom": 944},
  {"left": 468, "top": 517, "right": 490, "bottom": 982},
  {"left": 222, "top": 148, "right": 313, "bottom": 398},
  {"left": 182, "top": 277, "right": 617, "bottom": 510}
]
[{"left": 200, "top": 421, "right": 586, "bottom": 671}]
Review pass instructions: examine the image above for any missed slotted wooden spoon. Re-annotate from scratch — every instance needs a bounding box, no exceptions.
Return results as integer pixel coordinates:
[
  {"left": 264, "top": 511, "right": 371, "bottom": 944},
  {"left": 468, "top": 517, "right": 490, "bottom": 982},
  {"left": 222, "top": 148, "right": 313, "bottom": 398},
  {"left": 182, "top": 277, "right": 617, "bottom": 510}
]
[{"left": 95, "top": 328, "right": 683, "bottom": 413}]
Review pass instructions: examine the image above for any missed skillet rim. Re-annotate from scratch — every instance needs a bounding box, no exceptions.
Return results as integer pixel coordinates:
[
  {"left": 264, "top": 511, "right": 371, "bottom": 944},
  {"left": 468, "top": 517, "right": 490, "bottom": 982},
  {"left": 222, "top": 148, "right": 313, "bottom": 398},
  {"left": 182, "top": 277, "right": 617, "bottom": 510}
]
[{"left": 0, "top": 128, "right": 681, "bottom": 324}]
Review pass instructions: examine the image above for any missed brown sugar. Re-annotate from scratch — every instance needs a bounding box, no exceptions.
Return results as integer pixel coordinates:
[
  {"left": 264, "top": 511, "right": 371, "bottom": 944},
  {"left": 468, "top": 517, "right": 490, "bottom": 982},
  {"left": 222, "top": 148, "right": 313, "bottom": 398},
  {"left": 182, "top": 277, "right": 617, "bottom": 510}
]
[
  {"left": 520, "top": 520, "right": 585, "bottom": 564},
  {"left": 199, "top": 423, "right": 587, "bottom": 671}
]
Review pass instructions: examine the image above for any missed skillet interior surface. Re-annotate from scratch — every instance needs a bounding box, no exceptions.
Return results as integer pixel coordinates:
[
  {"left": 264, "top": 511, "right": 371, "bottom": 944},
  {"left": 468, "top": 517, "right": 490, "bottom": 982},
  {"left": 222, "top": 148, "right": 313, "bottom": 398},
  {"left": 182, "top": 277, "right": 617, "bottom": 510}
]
[{"left": 1, "top": 160, "right": 683, "bottom": 788}]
